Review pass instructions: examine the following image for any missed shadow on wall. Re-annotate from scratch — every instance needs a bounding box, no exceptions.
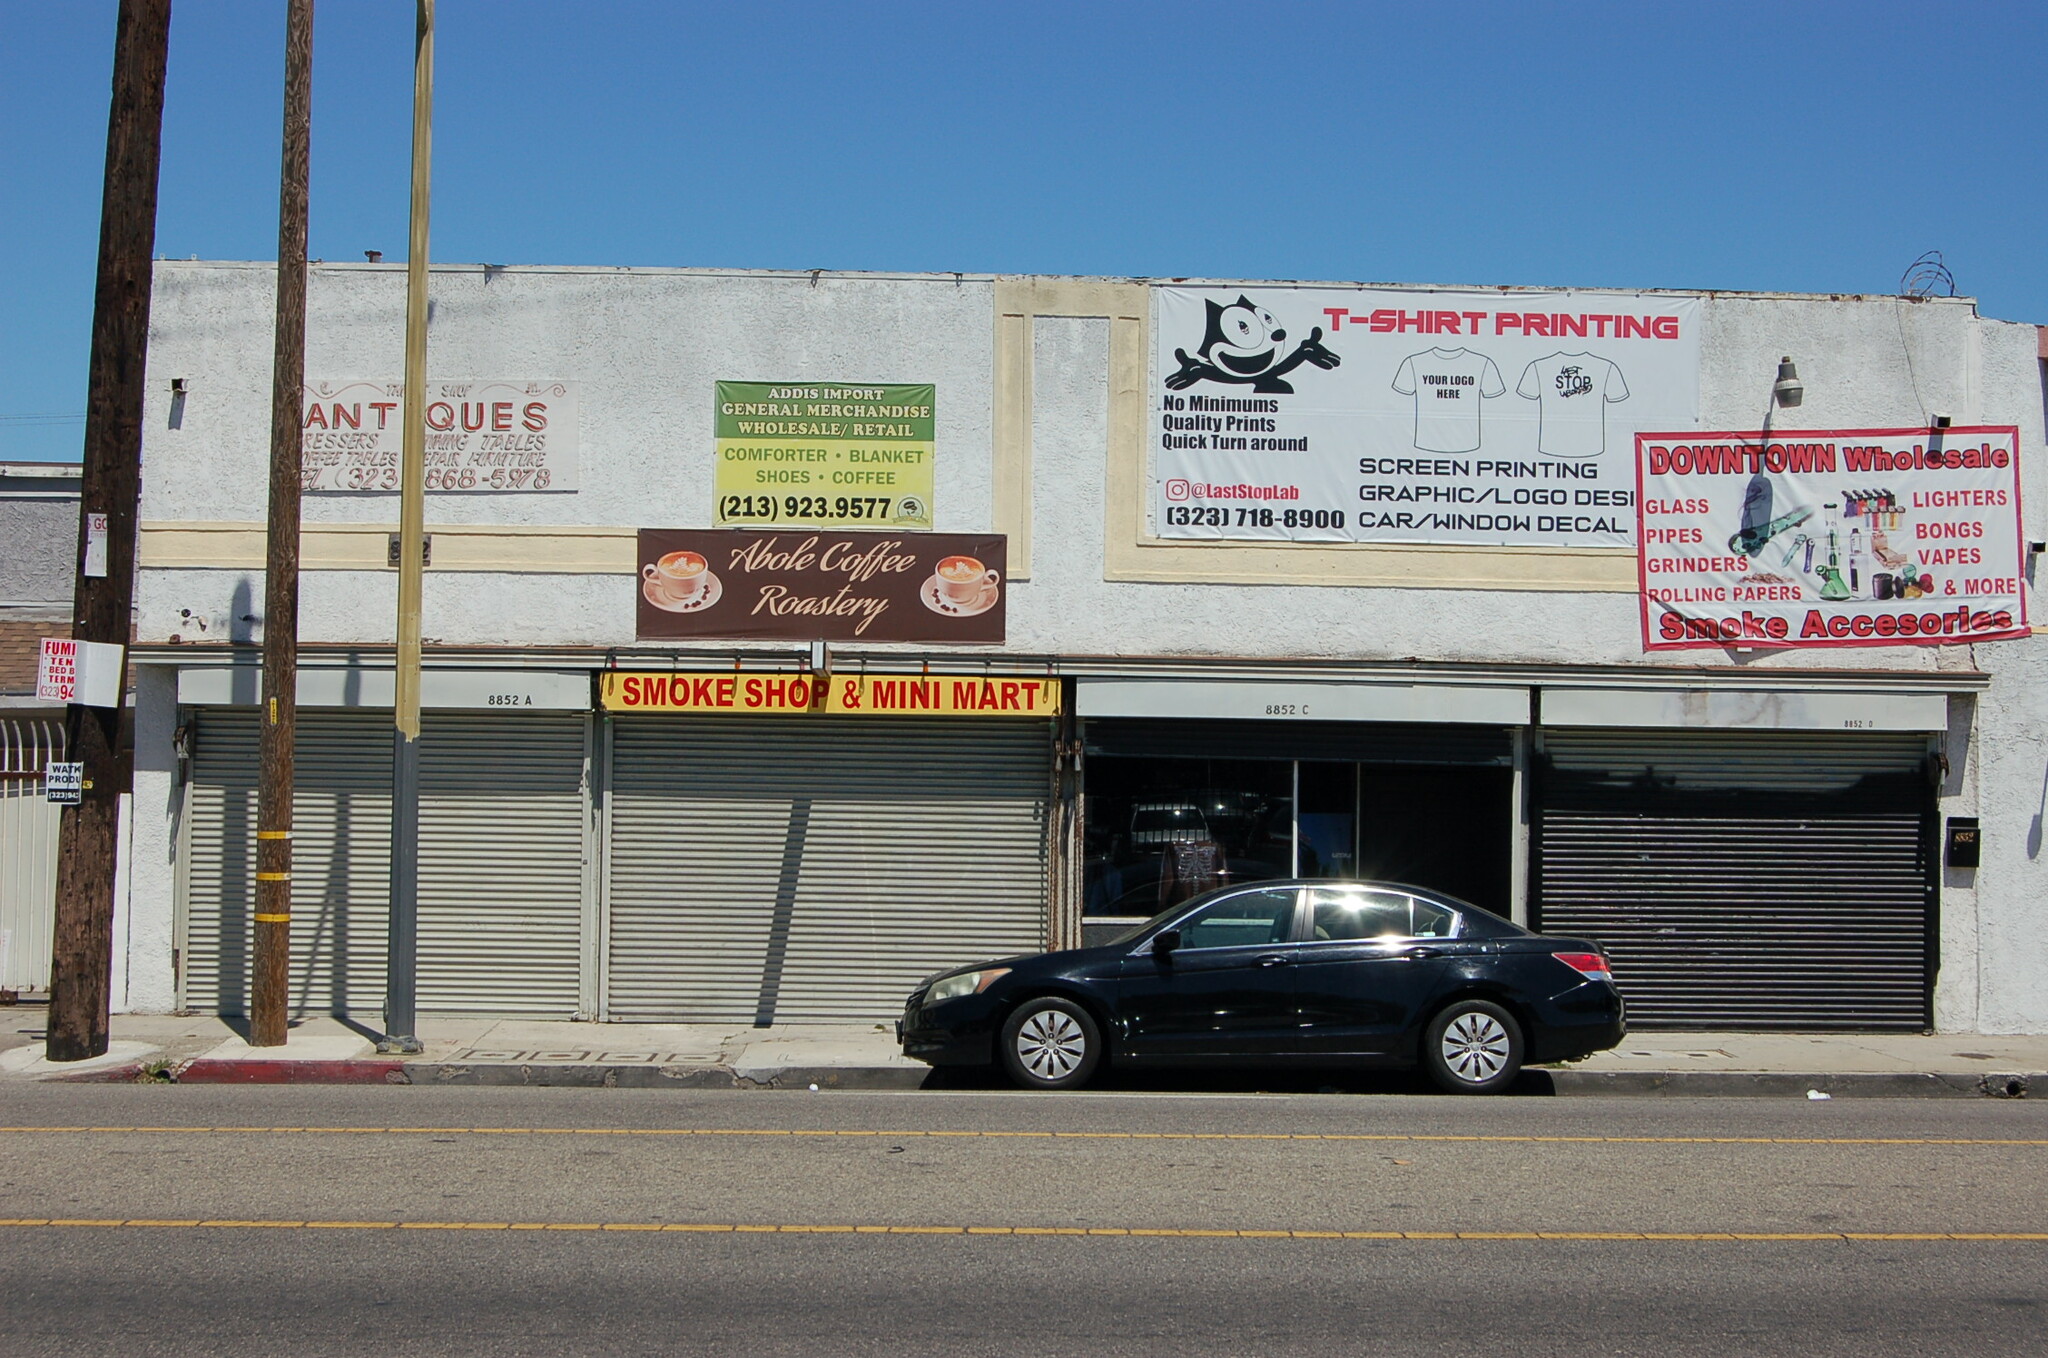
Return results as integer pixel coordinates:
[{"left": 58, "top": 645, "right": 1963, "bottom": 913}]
[{"left": 2029, "top": 762, "right": 2047, "bottom": 860}]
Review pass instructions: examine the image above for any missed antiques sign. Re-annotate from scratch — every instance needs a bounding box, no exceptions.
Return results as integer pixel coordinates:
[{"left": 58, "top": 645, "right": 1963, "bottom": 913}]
[
  {"left": 301, "top": 380, "right": 579, "bottom": 491},
  {"left": 637, "top": 529, "right": 1005, "bottom": 643}
]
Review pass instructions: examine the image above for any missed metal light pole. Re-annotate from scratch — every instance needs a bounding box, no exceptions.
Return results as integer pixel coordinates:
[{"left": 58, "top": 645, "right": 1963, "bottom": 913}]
[
  {"left": 251, "top": 0, "right": 315, "bottom": 1049},
  {"left": 382, "top": 0, "right": 432, "bottom": 1054},
  {"left": 46, "top": 0, "right": 172, "bottom": 1063}
]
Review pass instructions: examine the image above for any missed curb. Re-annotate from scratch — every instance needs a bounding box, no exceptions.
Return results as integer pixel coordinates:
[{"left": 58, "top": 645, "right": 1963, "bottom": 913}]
[
  {"left": 24, "top": 1060, "right": 2039, "bottom": 1097},
  {"left": 1543, "top": 1069, "right": 2035, "bottom": 1099},
  {"left": 176, "top": 1058, "right": 413, "bottom": 1085},
  {"left": 404, "top": 1062, "right": 929, "bottom": 1090}
]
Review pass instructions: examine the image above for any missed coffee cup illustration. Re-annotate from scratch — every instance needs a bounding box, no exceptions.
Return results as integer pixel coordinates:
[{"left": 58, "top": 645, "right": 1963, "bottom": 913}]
[
  {"left": 934, "top": 554, "right": 999, "bottom": 605},
  {"left": 643, "top": 549, "right": 710, "bottom": 602}
]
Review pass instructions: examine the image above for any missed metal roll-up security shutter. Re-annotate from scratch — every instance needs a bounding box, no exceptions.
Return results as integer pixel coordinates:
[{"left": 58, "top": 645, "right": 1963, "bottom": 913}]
[
  {"left": 1534, "top": 729, "right": 1935, "bottom": 1031},
  {"left": 1084, "top": 719, "right": 1512, "bottom": 765},
  {"left": 183, "top": 708, "right": 587, "bottom": 1017},
  {"left": 416, "top": 712, "right": 587, "bottom": 1016},
  {"left": 606, "top": 716, "right": 1051, "bottom": 1022},
  {"left": 186, "top": 709, "right": 392, "bottom": 1017}
]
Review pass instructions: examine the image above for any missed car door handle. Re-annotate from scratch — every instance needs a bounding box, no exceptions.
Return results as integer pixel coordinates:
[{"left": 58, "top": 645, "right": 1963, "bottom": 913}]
[
  {"left": 1255, "top": 954, "right": 1293, "bottom": 968},
  {"left": 1405, "top": 947, "right": 1444, "bottom": 960}
]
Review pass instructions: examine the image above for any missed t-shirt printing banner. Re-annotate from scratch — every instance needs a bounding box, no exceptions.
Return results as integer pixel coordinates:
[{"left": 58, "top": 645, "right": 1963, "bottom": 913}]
[
  {"left": 1637, "top": 426, "right": 2028, "bottom": 651},
  {"left": 1152, "top": 286, "right": 1700, "bottom": 548}
]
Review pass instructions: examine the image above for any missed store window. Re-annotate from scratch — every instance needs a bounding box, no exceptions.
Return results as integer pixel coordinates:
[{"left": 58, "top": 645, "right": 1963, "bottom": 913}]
[{"left": 1083, "top": 753, "right": 1512, "bottom": 921}]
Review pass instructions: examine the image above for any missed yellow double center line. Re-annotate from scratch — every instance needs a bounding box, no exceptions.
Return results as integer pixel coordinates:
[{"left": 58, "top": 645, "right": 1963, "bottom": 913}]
[
  {"left": 5, "top": 1127, "right": 2047, "bottom": 1146},
  {"left": 0, "top": 1219, "right": 2042, "bottom": 1242}
]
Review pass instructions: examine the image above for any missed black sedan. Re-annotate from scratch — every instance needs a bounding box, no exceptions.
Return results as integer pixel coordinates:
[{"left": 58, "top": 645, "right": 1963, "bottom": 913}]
[{"left": 898, "top": 880, "right": 1624, "bottom": 1093}]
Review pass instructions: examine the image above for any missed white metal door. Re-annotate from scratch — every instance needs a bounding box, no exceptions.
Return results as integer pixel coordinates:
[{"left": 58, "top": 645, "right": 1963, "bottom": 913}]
[{"left": 0, "top": 717, "right": 63, "bottom": 995}]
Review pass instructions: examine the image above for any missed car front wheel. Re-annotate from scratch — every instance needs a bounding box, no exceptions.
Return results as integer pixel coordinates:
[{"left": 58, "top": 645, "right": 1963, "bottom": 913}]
[
  {"left": 999, "top": 997, "right": 1101, "bottom": 1090},
  {"left": 1422, "top": 999, "right": 1524, "bottom": 1094}
]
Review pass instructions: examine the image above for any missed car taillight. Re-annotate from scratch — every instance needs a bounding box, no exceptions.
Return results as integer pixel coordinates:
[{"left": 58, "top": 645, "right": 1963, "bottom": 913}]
[{"left": 1553, "top": 951, "right": 1612, "bottom": 983}]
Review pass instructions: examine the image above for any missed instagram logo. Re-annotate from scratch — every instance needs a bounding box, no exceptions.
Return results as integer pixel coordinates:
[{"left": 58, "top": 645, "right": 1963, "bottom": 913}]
[{"left": 1165, "top": 479, "right": 1192, "bottom": 502}]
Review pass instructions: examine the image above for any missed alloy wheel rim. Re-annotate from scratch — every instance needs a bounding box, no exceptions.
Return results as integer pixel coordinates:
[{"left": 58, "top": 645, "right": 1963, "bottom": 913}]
[
  {"left": 1017, "top": 1010, "right": 1086, "bottom": 1080},
  {"left": 1441, "top": 1012, "right": 1511, "bottom": 1083}
]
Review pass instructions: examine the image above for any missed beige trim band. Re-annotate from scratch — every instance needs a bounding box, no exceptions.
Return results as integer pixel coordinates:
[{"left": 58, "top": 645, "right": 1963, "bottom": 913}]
[{"left": 141, "top": 522, "right": 636, "bottom": 573}]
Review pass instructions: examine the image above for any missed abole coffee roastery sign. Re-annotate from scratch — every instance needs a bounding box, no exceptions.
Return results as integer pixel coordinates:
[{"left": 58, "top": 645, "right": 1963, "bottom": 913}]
[{"left": 636, "top": 529, "right": 1006, "bottom": 643}]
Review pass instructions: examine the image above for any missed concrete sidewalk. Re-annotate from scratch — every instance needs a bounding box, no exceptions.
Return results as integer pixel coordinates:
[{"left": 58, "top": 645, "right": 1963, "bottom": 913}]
[{"left": 1, "top": 1010, "right": 2043, "bottom": 1096}]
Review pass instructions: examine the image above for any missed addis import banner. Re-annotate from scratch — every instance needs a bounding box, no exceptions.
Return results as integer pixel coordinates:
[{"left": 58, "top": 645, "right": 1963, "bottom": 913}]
[
  {"left": 1152, "top": 285, "right": 1700, "bottom": 548},
  {"left": 1636, "top": 426, "right": 2027, "bottom": 651}
]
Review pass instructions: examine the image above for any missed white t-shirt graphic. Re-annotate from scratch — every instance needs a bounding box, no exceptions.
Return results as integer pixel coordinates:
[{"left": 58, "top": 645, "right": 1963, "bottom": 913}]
[
  {"left": 1391, "top": 348, "right": 1505, "bottom": 453},
  {"left": 1516, "top": 352, "right": 1629, "bottom": 458}
]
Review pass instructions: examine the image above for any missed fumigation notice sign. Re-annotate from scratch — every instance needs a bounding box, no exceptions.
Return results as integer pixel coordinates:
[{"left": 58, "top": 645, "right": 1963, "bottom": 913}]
[
  {"left": 1637, "top": 426, "right": 2028, "bottom": 651},
  {"left": 1152, "top": 285, "right": 1700, "bottom": 548}
]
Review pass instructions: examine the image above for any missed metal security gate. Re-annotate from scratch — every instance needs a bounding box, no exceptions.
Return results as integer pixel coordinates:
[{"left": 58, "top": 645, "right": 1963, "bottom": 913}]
[
  {"left": 605, "top": 716, "right": 1052, "bottom": 1021},
  {"left": 1, "top": 717, "right": 64, "bottom": 995},
  {"left": 1534, "top": 729, "right": 1936, "bottom": 1030},
  {"left": 182, "top": 708, "right": 588, "bottom": 1017}
]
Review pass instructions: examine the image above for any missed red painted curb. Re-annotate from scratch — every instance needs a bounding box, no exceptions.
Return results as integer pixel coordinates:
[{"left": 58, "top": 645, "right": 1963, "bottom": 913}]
[{"left": 175, "top": 1059, "right": 411, "bottom": 1085}]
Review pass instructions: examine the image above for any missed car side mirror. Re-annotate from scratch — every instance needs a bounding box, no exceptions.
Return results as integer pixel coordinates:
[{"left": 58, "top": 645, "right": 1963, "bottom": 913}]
[{"left": 1152, "top": 928, "right": 1180, "bottom": 959}]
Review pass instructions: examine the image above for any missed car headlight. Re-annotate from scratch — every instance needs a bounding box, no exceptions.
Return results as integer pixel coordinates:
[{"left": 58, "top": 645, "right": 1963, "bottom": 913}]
[{"left": 926, "top": 968, "right": 1011, "bottom": 1004}]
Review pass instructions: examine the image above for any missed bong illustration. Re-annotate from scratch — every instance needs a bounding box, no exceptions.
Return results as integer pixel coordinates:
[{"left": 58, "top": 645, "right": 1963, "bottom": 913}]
[
  {"left": 1812, "top": 504, "right": 1852, "bottom": 601},
  {"left": 1727, "top": 473, "right": 1814, "bottom": 557}
]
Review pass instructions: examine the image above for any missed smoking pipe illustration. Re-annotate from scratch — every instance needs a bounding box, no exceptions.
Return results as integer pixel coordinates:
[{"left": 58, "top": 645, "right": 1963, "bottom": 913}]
[
  {"left": 1726, "top": 472, "right": 1816, "bottom": 557},
  {"left": 1728, "top": 504, "right": 1814, "bottom": 557}
]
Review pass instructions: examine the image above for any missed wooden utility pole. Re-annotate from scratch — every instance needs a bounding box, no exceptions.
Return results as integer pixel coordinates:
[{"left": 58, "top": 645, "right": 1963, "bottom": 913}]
[
  {"left": 382, "top": 0, "right": 432, "bottom": 1053},
  {"left": 251, "top": 0, "right": 314, "bottom": 1048},
  {"left": 47, "top": 0, "right": 172, "bottom": 1063}
]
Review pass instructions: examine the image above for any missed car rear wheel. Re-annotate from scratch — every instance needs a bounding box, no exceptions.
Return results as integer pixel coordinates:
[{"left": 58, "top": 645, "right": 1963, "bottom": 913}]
[
  {"left": 999, "top": 997, "right": 1101, "bottom": 1090},
  {"left": 1422, "top": 999, "right": 1523, "bottom": 1094}
]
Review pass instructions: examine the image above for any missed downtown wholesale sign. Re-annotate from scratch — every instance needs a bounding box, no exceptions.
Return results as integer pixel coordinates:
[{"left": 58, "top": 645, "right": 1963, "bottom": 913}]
[
  {"left": 1152, "top": 285, "right": 1700, "bottom": 548},
  {"left": 1637, "top": 426, "right": 2027, "bottom": 651}
]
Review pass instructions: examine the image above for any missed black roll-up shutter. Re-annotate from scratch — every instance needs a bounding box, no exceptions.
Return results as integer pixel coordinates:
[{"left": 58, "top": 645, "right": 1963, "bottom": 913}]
[
  {"left": 1534, "top": 729, "right": 1935, "bottom": 1031},
  {"left": 1084, "top": 719, "right": 1512, "bottom": 765}
]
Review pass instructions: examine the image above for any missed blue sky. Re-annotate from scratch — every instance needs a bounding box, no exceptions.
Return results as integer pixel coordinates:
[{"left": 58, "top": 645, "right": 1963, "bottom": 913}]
[{"left": 5, "top": 0, "right": 2045, "bottom": 462}]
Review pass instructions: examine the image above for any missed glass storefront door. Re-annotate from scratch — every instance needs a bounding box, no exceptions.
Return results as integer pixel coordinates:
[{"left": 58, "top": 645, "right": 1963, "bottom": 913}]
[{"left": 1084, "top": 754, "right": 1511, "bottom": 922}]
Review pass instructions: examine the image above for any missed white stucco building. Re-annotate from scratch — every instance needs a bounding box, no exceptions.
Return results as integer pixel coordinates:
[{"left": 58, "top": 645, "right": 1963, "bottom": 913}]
[{"left": 117, "top": 261, "right": 2048, "bottom": 1033}]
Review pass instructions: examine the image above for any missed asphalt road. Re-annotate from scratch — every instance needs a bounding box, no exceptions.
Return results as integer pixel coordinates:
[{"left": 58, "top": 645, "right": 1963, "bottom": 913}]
[{"left": 3, "top": 1084, "right": 2045, "bottom": 1356}]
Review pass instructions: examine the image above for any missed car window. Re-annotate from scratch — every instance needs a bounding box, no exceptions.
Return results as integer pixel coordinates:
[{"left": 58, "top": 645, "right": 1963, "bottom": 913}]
[
  {"left": 1307, "top": 888, "right": 1413, "bottom": 941},
  {"left": 1410, "top": 897, "right": 1459, "bottom": 938},
  {"left": 1174, "top": 888, "right": 1300, "bottom": 951}
]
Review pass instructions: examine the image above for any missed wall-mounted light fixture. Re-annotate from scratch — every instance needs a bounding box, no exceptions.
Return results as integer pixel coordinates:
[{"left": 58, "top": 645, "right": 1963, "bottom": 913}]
[
  {"left": 1930, "top": 413, "right": 1953, "bottom": 429},
  {"left": 169, "top": 377, "right": 187, "bottom": 395},
  {"left": 364, "top": 250, "right": 383, "bottom": 263},
  {"left": 1771, "top": 357, "right": 1803, "bottom": 408}
]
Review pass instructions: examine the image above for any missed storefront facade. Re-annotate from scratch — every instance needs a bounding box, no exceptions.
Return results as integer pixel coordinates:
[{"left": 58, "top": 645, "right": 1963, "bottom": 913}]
[{"left": 115, "top": 264, "right": 2047, "bottom": 1032}]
